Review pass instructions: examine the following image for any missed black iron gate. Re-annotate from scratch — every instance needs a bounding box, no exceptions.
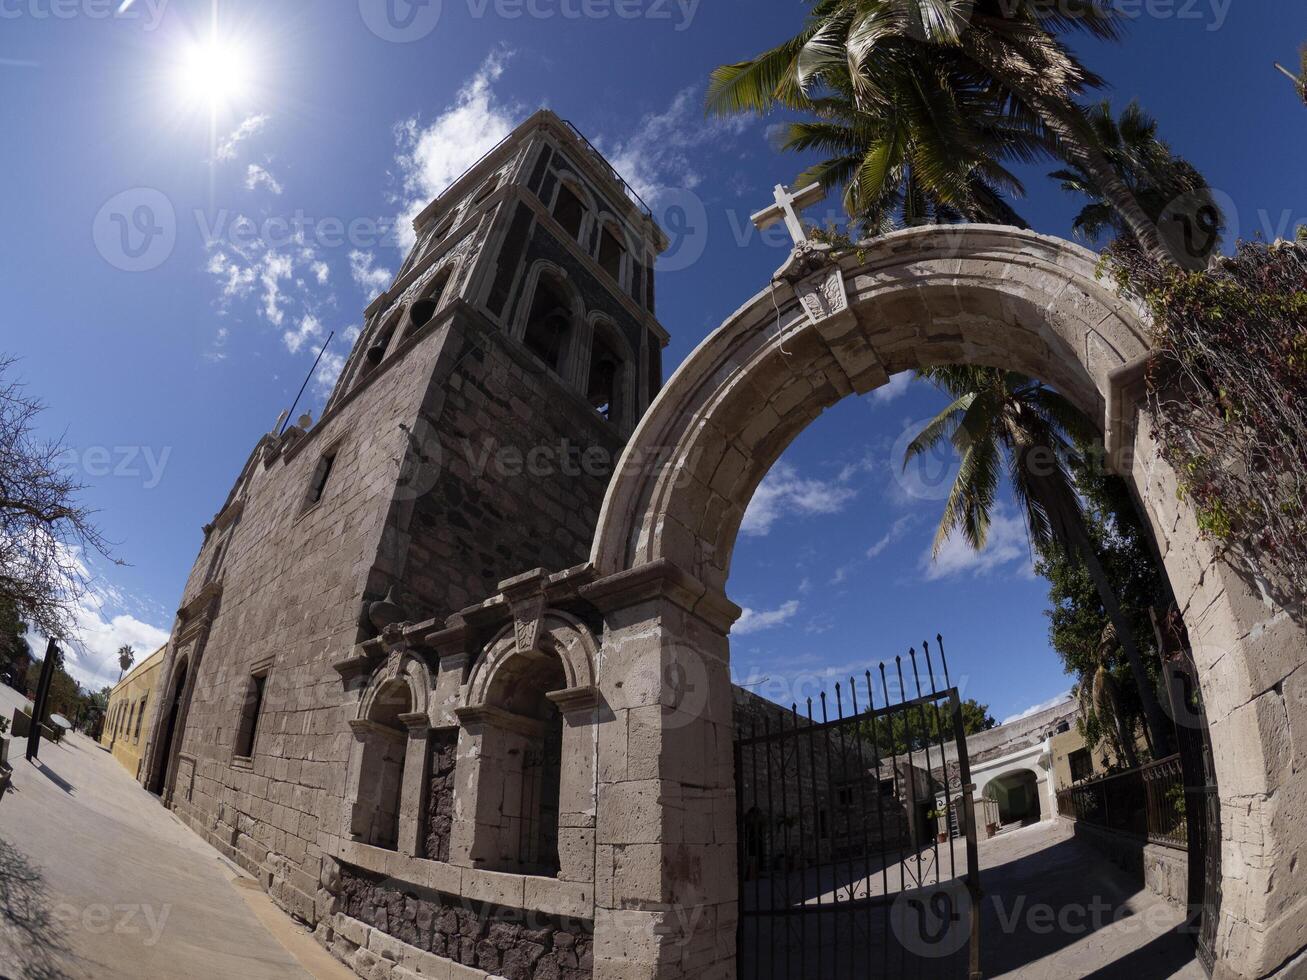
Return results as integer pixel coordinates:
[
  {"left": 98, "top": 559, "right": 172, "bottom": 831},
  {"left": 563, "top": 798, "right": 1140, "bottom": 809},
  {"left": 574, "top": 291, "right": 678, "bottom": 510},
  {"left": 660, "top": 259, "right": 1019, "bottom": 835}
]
[
  {"left": 734, "top": 637, "right": 982, "bottom": 979},
  {"left": 1157, "top": 609, "right": 1221, "bottom": 976}
]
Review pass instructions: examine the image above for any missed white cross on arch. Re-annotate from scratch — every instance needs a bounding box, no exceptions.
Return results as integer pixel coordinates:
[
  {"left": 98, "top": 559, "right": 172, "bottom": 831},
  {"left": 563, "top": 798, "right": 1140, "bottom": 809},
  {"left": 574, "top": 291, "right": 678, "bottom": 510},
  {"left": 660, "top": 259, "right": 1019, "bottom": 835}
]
[{"left": 750, "top": 182, "right": 827, "bottom": 246}]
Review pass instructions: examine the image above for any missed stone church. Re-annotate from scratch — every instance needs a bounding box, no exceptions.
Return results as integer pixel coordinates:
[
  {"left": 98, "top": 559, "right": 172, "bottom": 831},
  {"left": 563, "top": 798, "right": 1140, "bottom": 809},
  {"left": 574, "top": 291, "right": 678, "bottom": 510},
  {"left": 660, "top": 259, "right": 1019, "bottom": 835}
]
[{"left": 140, "top": 109, "right": 722, "bottom": 980}]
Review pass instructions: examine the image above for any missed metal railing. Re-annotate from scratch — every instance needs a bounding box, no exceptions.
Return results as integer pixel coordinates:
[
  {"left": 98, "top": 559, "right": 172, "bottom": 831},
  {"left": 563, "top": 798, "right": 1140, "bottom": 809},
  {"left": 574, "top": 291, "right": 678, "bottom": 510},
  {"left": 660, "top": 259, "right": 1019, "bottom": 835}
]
[{"left": 1056, "top": 753, "right": 1187, "bottom": 850}]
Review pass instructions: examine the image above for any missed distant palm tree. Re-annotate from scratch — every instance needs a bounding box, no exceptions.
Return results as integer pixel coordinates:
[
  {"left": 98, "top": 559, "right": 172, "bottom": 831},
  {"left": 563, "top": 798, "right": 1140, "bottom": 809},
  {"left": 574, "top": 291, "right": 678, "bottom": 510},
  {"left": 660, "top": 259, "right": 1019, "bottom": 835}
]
[
  {"left": 116, "top": 645, "right": 135, "bottom": 682},
  {"left": 904, "top": 365, "right": 1171, "bottom": 755},
  {"left": 1050, "top": 100, "right": 1223, "bottom": 266},
  {"left": 1274, "top": 44, "right": 1307, "bottom": 106},
  {"left": 708, "top": 0, "right": 1174, "bottom": 262},
  {"left": 1087, "top": 624, "right": 1139, "bottom": 769}
]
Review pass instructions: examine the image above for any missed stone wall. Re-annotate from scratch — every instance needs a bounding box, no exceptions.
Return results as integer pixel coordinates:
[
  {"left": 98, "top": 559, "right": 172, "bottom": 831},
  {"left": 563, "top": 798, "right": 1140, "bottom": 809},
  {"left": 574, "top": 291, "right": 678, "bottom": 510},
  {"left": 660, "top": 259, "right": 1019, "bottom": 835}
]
[
  {"left": 336, "top": 865, "right": 593, "bottom": 980},
  {"left": 425, "top": 729, "right": 458, "bottom": 863}
]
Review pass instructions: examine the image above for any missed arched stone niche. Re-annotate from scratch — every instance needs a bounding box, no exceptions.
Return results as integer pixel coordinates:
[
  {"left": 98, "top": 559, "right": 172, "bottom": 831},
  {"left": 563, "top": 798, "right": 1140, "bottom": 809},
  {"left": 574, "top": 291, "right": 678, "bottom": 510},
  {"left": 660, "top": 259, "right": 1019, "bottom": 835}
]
[
  {"left": 450, "top": 609, "right": 600, "bottom": 882},
  {"left": 346, "top": 650, "right": 434, "bottom": 856},
  {"left": 581, "top": 226, "right": 1305, "bottom": 980}
]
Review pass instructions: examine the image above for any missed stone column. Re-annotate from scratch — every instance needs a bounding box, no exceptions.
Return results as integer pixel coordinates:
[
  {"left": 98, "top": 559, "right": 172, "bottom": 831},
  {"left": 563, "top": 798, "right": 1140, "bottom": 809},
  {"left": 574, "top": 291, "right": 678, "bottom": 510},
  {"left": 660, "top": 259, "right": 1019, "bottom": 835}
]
[
  {"left": 397, "top": 711, "right": 432, "bottom": 858},
  {"left": 582, "top": 561, "right": 741, "bottom": 980},
  {"left": 549, "top": 686, "right": 601, "bottom": 883}
]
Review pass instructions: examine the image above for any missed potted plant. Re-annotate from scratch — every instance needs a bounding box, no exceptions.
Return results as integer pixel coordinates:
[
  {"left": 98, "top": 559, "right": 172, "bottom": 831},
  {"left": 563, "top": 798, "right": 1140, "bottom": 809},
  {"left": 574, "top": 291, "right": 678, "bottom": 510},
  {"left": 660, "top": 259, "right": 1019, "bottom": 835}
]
[{"left": 928, "top": 808, "right": 949, "bottom": 843}]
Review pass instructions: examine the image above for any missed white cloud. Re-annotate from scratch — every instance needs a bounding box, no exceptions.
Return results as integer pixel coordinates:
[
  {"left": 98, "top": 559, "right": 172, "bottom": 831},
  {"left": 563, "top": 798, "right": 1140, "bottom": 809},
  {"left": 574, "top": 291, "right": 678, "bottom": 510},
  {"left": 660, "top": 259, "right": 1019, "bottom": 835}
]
[
  {"left": 392, "top": 48, "right": 519, "bottom": 253},
  {"left": 1002, "top": 691, "right": 1074, "bottom": 726},
  {"left": 245, "top": 163, "right": 284, "bottom": 195},
  {"left": 311, "top": 261, "right": 330, "bottom": 285},
  {"left": 922, "top": 505, "right": 1033, "bottom": 581},
  {"left": 733, "top": 600, "right": 800, "bottom": 636},
  {"left": 601, "top": 86, "right": 751, "bottom": 206},
  {"left": 741, "top": 461, "right": 857, "bottom": 536},
  {"left": 216, "top": 113, "right": 269, "bottom": 162},
  {"left": 349, "top": 250, "right": 393, "bottom": 297},
  {"left": 867, "top": 515, "right": 916, "bottom": 558},
  {"left": 284, "top": 313, "right": 324, "bottom": 355},
  {"left": 259, "top": 250, "right": 294, "bottom": 326},
  {"left": 871, "top": 371, "right": 912, "bottom": 405}
]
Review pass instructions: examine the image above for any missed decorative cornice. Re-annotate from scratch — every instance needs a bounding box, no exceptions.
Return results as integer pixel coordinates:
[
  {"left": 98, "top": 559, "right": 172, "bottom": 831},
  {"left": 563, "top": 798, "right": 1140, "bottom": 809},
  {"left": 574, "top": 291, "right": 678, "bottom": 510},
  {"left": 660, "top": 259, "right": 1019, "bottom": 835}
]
[
  {"left": 454, "top": 704, "right": 548, "bottom": 738},
  {"left": 177, "top": 581, "right": 222, "bottom": 621},
  {"left": 397, "top": 710, "right": 430, "bottom": 733},
  {"left": 546, "top": 685, "right": 601, "bottom": 716},
  {"left": 580, "top": 558, "right": 741, "bottom": 633}
]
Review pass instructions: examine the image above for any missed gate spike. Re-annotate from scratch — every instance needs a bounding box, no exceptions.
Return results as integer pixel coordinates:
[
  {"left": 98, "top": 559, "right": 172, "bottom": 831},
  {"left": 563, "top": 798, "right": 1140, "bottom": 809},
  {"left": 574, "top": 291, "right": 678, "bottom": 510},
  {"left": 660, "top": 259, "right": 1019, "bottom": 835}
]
[
  {"left": 937, "top": 633, "right": 951, "bottom": 687},
  {"left": 924, "top": 638, "right": 939, "bottom": 695},
  {"left": 834, "top": 683, "right": 844, "bottom": 720},
  {"left": 849, "top": 677, "right": 860, "bottom": 715}
]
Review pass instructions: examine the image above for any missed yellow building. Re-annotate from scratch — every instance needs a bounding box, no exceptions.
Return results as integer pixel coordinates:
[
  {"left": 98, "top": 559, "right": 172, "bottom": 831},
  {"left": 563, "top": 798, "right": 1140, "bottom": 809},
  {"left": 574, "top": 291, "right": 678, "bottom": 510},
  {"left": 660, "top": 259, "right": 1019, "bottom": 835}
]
[
  {"left": 1050, "top": 723, "right": 1150, "bottom": 791},
  {"left": 100, "top": 645, "right": 166, "bottom": 780}
]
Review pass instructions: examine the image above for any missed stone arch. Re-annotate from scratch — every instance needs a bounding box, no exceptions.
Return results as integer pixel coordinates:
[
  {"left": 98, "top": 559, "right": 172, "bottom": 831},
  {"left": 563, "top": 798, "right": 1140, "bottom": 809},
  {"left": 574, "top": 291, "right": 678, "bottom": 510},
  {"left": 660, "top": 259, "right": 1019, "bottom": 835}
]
[
  {"left": 346, "top": 651, "right": 433, "bottom": 853},
  {"left": 512, "top": 260, "right": 585, "bottom": 383},
  {"left": 451, "top": 610, "right": 600, "bottom": 879},
  {"left": 585, "top": 225, "right": 1304, "bottom": 980},
  {"left": 583, "top": 313, "right": 637, "bottom": 433},
  {"left": 549, "top": 170, "right": 598, "bottom": 244},
  {"left": 357, "top": 650, "right": 432, "bottom": 723},
  {"left": 463, "top": 610, "right": 598, "bottom": 710}
]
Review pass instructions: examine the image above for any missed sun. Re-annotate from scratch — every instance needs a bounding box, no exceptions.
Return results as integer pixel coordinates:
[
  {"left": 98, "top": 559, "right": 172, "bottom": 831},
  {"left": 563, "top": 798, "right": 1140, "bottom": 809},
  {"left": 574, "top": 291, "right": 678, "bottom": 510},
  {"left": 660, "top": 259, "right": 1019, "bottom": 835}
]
[{"left": 177, "top": 35, "right": 253, "bottom": 112}]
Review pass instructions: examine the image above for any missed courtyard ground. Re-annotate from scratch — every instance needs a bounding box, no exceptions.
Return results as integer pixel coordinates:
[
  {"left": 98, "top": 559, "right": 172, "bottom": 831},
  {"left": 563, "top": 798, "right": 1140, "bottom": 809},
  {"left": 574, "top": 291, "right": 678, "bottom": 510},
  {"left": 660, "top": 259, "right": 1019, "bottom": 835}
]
[
  {"left": 975, "top": 821, "right": 1204, "bottom": 978},
  {"left": 0, "top": 683, "right": 352, "bottom": 980}
]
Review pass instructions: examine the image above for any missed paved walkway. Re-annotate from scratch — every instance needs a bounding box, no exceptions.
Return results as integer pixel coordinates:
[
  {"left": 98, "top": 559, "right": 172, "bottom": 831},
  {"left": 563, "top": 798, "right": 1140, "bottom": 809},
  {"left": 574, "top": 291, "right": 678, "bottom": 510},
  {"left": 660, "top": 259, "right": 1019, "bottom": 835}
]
[
  {"left": 977, "top": 821, "right": 1204, "bottom": 979},
  {"left": 0, "top": 684, "right": 352, "bottom": 980}
]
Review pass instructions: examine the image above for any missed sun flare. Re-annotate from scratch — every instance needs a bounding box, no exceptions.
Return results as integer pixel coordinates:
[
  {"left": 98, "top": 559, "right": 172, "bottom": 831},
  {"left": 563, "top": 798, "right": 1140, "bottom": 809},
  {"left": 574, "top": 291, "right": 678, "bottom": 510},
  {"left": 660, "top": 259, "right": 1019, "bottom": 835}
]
[{"left": 177, "top": 36, "right": 252, "bottom": 112}]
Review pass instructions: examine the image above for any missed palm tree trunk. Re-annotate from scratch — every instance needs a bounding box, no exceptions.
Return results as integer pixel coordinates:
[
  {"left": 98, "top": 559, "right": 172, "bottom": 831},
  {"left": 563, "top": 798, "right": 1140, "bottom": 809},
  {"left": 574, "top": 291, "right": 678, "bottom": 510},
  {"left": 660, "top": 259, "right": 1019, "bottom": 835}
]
[
  {"left": 1037, "top": 476, "right": 1174, "bottom": 756},
  {"left": 1031, "top": 95, "right": 1173, "bottom": 266},
  {"left": 1093, "top": 665, "right": 1139, "bottom": 769}
]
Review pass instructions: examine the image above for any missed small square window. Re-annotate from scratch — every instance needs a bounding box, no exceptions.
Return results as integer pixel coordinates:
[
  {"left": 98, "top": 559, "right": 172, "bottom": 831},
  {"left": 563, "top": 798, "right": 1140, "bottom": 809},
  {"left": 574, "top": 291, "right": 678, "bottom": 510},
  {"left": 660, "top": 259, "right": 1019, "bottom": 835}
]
[
  {"left": 305, "top": 450, "right": 337, "bottom": 508},
  {"left": 234, "top": 673, "right": 268, "bottom": 759}
]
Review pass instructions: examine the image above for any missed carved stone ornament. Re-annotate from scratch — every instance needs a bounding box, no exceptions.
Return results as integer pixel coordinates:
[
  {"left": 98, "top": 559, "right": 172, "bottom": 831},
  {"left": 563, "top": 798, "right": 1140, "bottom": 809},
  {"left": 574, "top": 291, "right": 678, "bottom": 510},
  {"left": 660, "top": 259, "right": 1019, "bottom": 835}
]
[
  {"left": 773, "top": 240, "right": 850, "bottom": 328},
  {"left": 367, "top": 586, "right": 405, "bottom": 634}
]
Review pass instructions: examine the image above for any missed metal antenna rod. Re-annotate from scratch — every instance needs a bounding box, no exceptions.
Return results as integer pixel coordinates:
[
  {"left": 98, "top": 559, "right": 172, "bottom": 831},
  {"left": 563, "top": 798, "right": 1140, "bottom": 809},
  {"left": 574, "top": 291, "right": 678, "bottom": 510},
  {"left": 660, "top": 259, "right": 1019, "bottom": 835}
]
[{"left": 280, "top": 331, "right": 335, "bottom": 435}]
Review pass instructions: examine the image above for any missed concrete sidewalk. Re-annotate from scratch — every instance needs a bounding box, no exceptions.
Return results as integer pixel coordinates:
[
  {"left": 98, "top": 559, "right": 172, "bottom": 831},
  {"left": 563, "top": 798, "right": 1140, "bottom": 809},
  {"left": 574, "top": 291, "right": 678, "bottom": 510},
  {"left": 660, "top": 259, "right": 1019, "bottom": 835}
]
[{"left": 0, "top": 684, "right": 351, "bottom": 980}]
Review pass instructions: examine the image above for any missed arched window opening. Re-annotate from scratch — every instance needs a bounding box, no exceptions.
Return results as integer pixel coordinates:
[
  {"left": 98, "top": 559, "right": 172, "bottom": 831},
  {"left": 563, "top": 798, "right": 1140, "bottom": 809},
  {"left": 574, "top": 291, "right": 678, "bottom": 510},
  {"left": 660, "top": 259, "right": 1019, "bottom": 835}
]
[
  {"left": 358, "top": 312, "right": 401, "bottom": 384},
  {"left": 597, "top": 224, "right": 625, "bottom": 282},
  {"left": 586, "top": 329, "right": 623, "bottom": 423},
  {"left": 407, "top": 272, "right": 451, "bottom": 337},
  {"left": 473, "top": 174, "right": 500, "bottom": 206},
  {"left": 553, "top": 184, "right": 586, "bottom": 240},
  {"left": 355, "top": 679, "right": 413, "bottom": 851},
  {"left": 523, "top": 276, "right": 573, "bottom": 376},
  {"left": 483, "top": 651, "right": 567, "bottom": 877}
]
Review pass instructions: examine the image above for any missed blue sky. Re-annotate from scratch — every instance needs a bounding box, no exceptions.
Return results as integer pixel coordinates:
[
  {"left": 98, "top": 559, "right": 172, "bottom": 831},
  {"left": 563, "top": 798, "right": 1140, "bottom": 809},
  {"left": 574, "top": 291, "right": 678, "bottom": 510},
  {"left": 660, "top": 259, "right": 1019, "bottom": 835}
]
[{"left": 2, "top": 2, "right": 1303, "bottom": 710}]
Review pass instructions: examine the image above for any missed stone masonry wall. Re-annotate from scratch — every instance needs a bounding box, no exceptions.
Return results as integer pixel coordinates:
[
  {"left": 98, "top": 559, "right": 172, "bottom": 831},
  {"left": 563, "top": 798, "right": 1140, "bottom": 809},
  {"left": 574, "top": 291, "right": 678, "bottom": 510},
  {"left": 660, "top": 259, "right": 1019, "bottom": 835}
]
[
  {"left": 338, "top": 865, "right": 593, "bottom": 980},
  {"left": 424, "top": 729, "right": 458, "bottom": 862}
]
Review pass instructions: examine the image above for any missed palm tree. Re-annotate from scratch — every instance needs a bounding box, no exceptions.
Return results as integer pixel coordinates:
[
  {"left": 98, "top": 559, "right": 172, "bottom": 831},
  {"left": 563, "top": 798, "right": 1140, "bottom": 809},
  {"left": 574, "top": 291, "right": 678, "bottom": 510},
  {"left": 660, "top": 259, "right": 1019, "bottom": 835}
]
[
  {"left": 1274, "top": 44, "right": 1307, "bottom": 106},
  {"left": 708, "top": 0, "right": 1174, "bottom": 263},
  {"left": 904, "top": 365, "right": 1172, "bottom": 754},
  {"left": 774, "top": 68, "right": 1041, "bottom": 231},
  {"left": 1050, "top": 100, "right": 1223, "bottom": 267},
  {"left": 1088, "top": 623, "right": 1139, "bottom": 769},
  {"left": 116, "top": 644, "right": 135, "bottom": 682}
]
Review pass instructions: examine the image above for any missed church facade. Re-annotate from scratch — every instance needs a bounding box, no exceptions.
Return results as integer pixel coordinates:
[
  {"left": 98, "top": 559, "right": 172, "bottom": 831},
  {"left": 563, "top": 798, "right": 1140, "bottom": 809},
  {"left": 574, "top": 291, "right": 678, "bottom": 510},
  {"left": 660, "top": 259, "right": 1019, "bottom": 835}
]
[{"left": 138, "top": 110, "right": 706, "bottom": 980}]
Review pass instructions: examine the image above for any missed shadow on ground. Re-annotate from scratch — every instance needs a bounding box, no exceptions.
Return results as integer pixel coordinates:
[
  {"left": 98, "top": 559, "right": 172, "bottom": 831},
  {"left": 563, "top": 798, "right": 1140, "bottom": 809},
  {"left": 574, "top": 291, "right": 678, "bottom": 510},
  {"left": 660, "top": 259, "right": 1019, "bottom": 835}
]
[{"left": 0, "top": 836, "right": 78, "bottom": 980}]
